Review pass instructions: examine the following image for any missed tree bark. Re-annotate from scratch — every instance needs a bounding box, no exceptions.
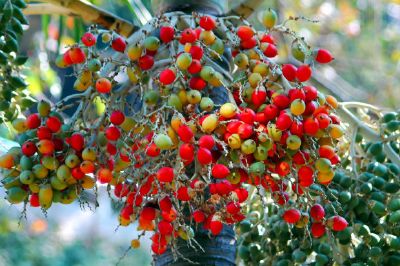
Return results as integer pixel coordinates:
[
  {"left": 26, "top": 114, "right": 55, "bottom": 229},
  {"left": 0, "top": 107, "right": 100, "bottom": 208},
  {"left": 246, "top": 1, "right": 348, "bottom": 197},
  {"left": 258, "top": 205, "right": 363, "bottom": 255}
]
[{"left": 149, "top": 1, "right": 236, "bottom": 265}]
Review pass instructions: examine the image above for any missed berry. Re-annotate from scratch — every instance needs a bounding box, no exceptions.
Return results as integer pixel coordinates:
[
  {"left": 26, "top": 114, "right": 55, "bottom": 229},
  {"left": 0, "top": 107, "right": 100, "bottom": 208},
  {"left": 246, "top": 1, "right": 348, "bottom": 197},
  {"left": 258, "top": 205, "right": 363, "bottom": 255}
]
[
  {"left": 212, "top": 164, "right": 230, "bottom": 179},
  {"left": 237, "top": 26, "right": 254, "bottom": 41},
  {"left": 110, "top": 110, "right": 125, "bottom": 125},
  {"left": 296, "top": 65, "right": 312, "bottom": 82},
  {"left": 311, "top": 222, "right": 326, "bottom": 238},
  {"left": 105, "top": 126, "right": 121, "bottom": 141},
  {"left": 111, "top": 36, "right": 126, "bottom": 52},
  {"left": 139, "top": 55, "right": 154, "bottom": 70},
  {"left": 159, "top": 68, "right": 176, "bottom": 85},
  {"left": 283, "top": 209, "right": 301, "bottom": 224},
  {"left": 282, "top": 64, "right": 297, "bottom": 82},
  {"left": 310, "top": 204, "right": 325, "bottom": 221},
  {"left": 199, "top": 16, "right": 216, "bottom": 30},
  {"left": 81, "top": 32, "right": 96, "bottom": 46},
  {"left": 160, "top": 26, "right": 175, "bottom": 43},
  {"left": 315, "top": 48, "right": 333, "bottom": 64},
  {"left": 26, "top": 113, "right": 41, "bottom": 129},
  {"left": 46, "top": 116, "right": 61, "bottom": 132},
  {"left": 96, "top": 78, "right": 112, "bottom": 93},
  {"left": 157, "top": 167, "right": 174, "bottom": 183}
]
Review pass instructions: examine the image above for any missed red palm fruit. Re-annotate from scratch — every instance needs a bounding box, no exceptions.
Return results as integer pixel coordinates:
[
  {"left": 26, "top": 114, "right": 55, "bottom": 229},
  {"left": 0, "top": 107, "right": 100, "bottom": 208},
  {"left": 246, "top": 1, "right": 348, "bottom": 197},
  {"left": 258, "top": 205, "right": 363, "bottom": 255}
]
[
  {"left": 151, "top": 233, "right": 168, "bottom": 246},
  {"left": 69, "top": 47, "right": 86, "bottom": 64},
  {"left": 139, "top": 55, "right": 154, "bottom": 70},
  {"left": 199, "top": 16, "right": 216, "bottom": 30},
  {"left": 263, "top": 43, "right": 277, "bottom": 57},
  {"left": 212, "top": 164, "right": 230, "bottom": 179},
  {"left": 97, "top": 168, "right": 112, "bottom": 184},
  {"left": 290, "top": 120, "right": 304, "bottom": 137},
  {"left": 180, "top": 28, "right": 197, "bottom": 43},
  {"left": 330, "top": 114, "right": 341, "bottom": 124},
  {"left": 111, "top": 36, "right": 126, "bottom": 52},
  {"left": 189, "top": 45, "right": 204, "bottom": 60},
  {"left": 276, "top": 113, "right": 293, "bottom": 131},
  {"left": 273, "top": 94, "right": 290, "bottom": 109},
  {"left": 158, "top": 220, "right": 173, "bottom": 235},
  {"left": 304, "top": 101, "right": 317, "bottom": 116},
  {"left": 177, "top": 125, "right": 194, "bottom": 142},
  {"left": 96, "top": 78, "right": 112, "bottom": 93},
  {"left": 110, "top": 110, "right": 125, "bottom": 125},
  {"left": 63, "top": 50, "right": 73, "bottom": 65},
  {"left": 310, "top": 204, "right": 325, "bottom": 221},
  {"left": 159, "top": 68, "right": 176, "bottom": 85},
  {"left": 81, "top": 32, "right": 96, "bottom": 46},
  {"left": 188, "top": 59, "right": 202, "bottom": 74},
  {"left": 282, "top": 64, "right": 297, "bottom": 82},
  {"left": 71, "top": 167, "right": 85, "bottom": 180},
  {"left": 46, "top": 116, "right": 61, "bottom": 132},
  {"left": 37, "top": 126, "right": 52, "bottom": 140},
  {"left": 210, "top": 219, "right": 223, "bottom": 235},
  {"left": 313, "top": 106, "right": 329, "bottom": 116},
  {"left": 237, "top": 123, "right": 253, "bottom": 139},
  {"left": 328, "top": 216, "right": 348, "bottom": 231},
  {"left": 235, "top": 187, "right": 249, "bottom": 203},
  {"left": 319, "top": 145, "right": 336, "bottom": 159},
  {"left": 289, "top": 88, "right": 306, "bottom": 101},
  {"left": 198, "top": 135, "right": 215, "bottom": 150},
  {"left": 237, "top": 25, "right": 254, "bottom": 41},
  {"left": 251, "top": 88, "right": 267, "bottom": 106},
  {"left": 226, "top": 201, "right": 241, "bottom": 214},
  {"left": 160, "top": 26, "right": 175, "bottom": 43},
  {"left": 330, "top": 155, "right": 340, "bottom": 165},
  {"left": 296, "top": 65, "right": 312, "bottom": 82},
  {"left": 292, "top": 151, "right": 310, "bottom": 165},
  {"left": 80, "top": 161, "right": 95, "bottom": 174},
  {"left": 283, "top": 209, "right": 301, "bottom": 224},
  {"left": 303, "top": 117, "right": 319, "bottom": 135},
  {"left": 152, "top": 244, "right": 167, "bottom": 255},
  {"left": 141, "top": 207, "right": 156, "bottom": 221},
  {"left": 311, "top": 222, "right": 326, "bottom": 238},
  {"left": 316, "top": 113, "right": 331, "bottom": 129},
  {"left": 189, "top": 76, "right": 206, "bottom": 90},
  {"left": 255, "top": 112, "right": 267, "bottom": 123},
  {"left": 303, "top": 86, "right": 318, "bottom": 101},
  {"left": 69, "top": 133, "right": 84, "bottom": 151},
  {"left": 241, "top": 37, "right": 257, "bottom": 49},
  {"left": 162, "top": 208, "right": 177, "bottom": 222},
  {"left": 315, "top": 48, "right": 333, "bottom": 64},
  {"left": 197, "top": 147, "right": 213, "bottom": 165},
  {"left": 26, "top": 113, "right": 41, "bottom": 129},
  {"left": 264, "top": 104, "right": 279, "bottom": 120},
  {"left": 114, "top": 183, "right": 129, "bottom": 198},
  {"left": 179, "top": 143, "right": 195, "bottom": 161},
  {"left": 226, "top": 120, "right": 242, "bottom": 133},
  {"left": 159, "top": 196, "right": 172, "bottom": 211},
  {"left": 193, "top": 210, "right": 205, "bottom": 223},
  {"left": 120, "top": 204, "right": 133, "bottom": 220},
  {"left": 260, "top": 33, "right": 275, "bottom": 44},
  {"left": 30, "top": 193, "right": 40, "bottom": 207},
  {"left": 239, "top": 108, "right": 256, "bottom": 124},
  {"left": 105, "top": 126, "right": 121, "bottom": 141},
  {"left": 22, "top": 141, "right": 37, "bottom": 156},
  {"left": 176, "top": 186, "right": 190, "bottom": 201},
  {"left": 298, "top": 166, "right": 314, "bottom": 187},
  {"left": 126, "top": 192, "right": 143, "bottom": 206},
  {"left": 157, "top": 167, "right": 174, "bottom": 183},
  {"left": 106, "top": 142, "right": 117, "bottom": 155},
  {"left": 146, "top": 143, "right": 161, "bottom": 157},
  {"left": 276, "top": 161, "right": 290, "bottom": 176}
]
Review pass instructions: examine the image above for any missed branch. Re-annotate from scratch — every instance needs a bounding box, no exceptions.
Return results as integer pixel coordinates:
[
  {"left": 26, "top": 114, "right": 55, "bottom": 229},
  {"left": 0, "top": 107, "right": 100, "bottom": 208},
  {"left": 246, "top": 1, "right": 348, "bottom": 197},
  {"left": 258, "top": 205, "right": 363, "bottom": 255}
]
[{"left": 39, "top": 0, "right": 139, "bottom": 37}]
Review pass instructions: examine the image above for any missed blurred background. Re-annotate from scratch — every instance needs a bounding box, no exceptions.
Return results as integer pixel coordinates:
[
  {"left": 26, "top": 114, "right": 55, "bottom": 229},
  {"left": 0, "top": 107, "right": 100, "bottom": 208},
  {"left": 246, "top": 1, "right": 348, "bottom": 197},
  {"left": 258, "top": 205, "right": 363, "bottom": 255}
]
[{"left": 1, "top": 0, "right": 400, "bottom": 265}]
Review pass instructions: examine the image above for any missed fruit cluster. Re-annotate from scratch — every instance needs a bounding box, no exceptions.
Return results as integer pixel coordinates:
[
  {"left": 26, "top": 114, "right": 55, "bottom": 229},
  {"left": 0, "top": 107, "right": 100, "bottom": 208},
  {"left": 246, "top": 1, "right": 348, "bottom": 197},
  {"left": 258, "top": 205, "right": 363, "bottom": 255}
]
[
  {"left": 1, "top": 9, "right": 349, "bottom": 256},
  {"left": 1, "top": 100, "right": 96, "bottom": 208},
  {"left": 237, "top": 110, "right": 400, "bottom": 265}
]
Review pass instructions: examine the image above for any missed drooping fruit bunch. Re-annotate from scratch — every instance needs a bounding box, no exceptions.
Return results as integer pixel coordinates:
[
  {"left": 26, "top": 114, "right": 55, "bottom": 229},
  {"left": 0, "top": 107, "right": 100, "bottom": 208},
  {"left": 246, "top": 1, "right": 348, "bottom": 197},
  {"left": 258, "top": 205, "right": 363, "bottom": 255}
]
[
  {"left": 237, "top": 109, "right": 400, "bottom": 265},
  {"left": 1, "top": 9, "right": 348, "bottom": 256}
]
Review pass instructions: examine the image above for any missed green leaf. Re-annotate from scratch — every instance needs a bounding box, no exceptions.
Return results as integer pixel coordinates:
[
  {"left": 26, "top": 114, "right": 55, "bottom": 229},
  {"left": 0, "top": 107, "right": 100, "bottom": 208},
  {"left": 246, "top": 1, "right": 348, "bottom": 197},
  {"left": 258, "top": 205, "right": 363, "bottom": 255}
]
[{"left": 41, "top": 15, "right": 50, "bottom": 41}]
